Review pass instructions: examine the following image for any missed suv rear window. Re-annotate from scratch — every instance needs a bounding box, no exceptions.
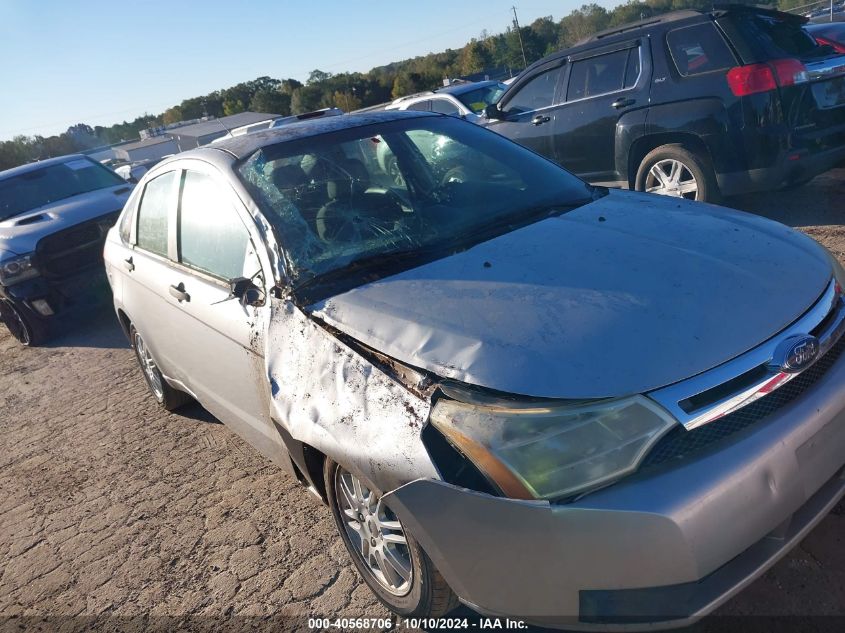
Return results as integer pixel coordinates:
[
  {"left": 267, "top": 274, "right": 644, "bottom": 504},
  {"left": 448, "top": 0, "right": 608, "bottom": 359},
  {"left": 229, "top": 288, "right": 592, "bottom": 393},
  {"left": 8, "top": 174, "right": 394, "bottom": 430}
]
[
  {"left": 731, "top": 13, "right": 821, "bottom": 60},
  {"left": 668, "top": 23, "right": 736, "bottom": 76}
]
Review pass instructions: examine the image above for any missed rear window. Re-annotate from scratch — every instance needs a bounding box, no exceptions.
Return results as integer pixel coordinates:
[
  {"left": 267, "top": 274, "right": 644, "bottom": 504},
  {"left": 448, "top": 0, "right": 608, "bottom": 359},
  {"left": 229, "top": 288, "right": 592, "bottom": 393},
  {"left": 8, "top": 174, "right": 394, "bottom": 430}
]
[
  {"left": 728, "top": 13, "right": 824, "bottom": 61},
  {"left": 667, "top": 23, "right": 736, "bottom": 76},
  {"left": 567, "top": 49, "right": 632, "bottom": 101},
  {"left": 136, "top": 171, "right": 178, "bottom": 257}
]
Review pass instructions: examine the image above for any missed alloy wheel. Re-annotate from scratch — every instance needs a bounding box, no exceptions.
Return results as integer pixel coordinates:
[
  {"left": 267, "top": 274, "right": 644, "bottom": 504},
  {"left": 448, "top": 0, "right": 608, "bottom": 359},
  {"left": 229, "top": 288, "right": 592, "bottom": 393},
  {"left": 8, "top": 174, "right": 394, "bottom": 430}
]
[
  {"left": 334, "top": 466, "right": 413, "bottom": 596},
  {"left": 644, "top": 159, "right": 698, "bottom": 199},
  {"left": 134, "top": 332, "right": 164, "bottom": 400}
]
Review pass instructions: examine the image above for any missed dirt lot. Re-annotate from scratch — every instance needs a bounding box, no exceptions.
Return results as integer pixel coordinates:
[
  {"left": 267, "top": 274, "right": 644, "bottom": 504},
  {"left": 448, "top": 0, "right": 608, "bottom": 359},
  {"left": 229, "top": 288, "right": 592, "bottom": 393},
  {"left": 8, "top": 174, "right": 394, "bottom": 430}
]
[{"left": 1, "top": 172, "right": 844, "bottom": 632}]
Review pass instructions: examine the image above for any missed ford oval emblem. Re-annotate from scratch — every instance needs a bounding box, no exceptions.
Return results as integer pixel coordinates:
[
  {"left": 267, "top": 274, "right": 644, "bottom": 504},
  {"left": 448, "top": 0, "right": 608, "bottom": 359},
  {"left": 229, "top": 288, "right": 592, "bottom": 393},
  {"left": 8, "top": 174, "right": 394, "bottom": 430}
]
[{"left": 770, "top": 335, "right": 820, "bottom": 374}]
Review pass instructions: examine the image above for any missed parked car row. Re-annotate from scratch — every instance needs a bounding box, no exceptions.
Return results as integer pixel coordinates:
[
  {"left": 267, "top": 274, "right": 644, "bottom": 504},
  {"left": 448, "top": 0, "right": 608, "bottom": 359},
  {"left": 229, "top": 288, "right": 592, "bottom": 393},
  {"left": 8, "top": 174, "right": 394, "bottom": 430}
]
[{"left": 1, "top": 4, "right": 845, "bottom": 629}]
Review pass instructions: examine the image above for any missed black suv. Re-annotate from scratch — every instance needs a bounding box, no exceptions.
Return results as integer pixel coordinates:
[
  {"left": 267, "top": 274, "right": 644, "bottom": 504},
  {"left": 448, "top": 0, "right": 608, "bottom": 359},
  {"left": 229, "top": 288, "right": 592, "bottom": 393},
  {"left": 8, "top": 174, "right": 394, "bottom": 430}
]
[{"left": 484, "top": 4, "right": 845, "bottom": 202}]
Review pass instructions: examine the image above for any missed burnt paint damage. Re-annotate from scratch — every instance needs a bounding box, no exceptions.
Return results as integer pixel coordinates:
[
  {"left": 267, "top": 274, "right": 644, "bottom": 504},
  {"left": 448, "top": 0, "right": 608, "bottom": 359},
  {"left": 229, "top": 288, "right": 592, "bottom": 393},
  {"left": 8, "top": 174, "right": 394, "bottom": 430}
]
[{"left": 265, "top": 298, "right": 440, "bottom": 493}]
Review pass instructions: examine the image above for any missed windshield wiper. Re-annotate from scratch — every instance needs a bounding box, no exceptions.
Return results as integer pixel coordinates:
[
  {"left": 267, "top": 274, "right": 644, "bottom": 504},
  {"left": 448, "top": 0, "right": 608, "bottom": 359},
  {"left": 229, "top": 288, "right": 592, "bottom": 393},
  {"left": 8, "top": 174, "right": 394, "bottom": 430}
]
[{"left": 294, "top": 244, "right": 440, "bottom": 294}]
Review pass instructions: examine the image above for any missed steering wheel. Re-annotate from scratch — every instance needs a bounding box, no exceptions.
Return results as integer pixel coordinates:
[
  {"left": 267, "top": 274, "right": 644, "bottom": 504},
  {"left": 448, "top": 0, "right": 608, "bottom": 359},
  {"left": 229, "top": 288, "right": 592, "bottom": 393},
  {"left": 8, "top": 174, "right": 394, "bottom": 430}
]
[{"left": 315, "top": 201, "right": 394, "bottom": 244}]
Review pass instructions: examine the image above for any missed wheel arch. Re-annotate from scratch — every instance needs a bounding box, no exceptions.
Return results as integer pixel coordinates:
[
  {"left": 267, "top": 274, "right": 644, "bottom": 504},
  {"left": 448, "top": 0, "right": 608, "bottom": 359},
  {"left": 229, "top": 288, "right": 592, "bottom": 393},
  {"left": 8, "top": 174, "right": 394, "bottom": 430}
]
[
  {"left": 627, "top": 133, "right": 713, "bottom": 190},
  {"left": 116, "top": 308, "right": 132, "bottom": 342}
]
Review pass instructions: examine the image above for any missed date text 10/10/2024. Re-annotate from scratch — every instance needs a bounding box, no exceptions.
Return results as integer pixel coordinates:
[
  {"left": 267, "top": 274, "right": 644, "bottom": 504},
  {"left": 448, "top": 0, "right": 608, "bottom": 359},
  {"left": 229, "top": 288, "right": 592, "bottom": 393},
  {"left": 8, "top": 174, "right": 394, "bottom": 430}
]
[{"left": 308, "top": 617, "right": 529, "bottom": 629}]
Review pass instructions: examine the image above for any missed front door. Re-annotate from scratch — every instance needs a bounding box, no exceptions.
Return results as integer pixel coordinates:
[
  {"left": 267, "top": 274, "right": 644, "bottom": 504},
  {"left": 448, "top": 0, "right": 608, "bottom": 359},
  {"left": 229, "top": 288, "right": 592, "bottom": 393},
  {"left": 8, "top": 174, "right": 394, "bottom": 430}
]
[
  {"left": 161, "top": 164, "right": 274, "bottom": 449},
  {"left": 552, "top": 41, "right": 650, "bottom": 184},
  {"left": 485, "top": 61, "right": 566, "bottom": 161}
]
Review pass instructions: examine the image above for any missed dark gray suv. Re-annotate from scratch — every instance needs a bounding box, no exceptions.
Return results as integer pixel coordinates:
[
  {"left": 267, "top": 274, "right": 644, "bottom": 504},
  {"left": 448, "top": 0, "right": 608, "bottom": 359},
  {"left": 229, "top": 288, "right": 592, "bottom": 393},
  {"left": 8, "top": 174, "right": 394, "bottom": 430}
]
[
  {"left": 484, "top": 5, "right": 845, "bottom": 202},
  {"left": 0, "top": 155, "right": 132, "bottom": 345}
]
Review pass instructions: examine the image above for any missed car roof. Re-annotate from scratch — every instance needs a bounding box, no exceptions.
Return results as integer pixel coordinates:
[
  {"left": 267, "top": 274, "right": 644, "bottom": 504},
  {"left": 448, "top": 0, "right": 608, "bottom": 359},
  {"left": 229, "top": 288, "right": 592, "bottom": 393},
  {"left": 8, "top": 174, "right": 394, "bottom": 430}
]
[
  {"left": 0, "top": 154, "right": 89, "bottom": 182},
  {"left": 188, "top": 110, "right": 436, "bottom": 161},
  {"left": 436, "top": 80, "right": 503, "bottom": 95}
]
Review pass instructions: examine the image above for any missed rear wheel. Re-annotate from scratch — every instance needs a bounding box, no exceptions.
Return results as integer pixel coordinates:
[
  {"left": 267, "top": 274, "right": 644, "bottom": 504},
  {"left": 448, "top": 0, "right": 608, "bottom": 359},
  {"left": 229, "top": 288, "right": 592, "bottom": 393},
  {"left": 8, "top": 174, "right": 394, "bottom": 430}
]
[
  {"left": 324, "top": 458, "right": 459, "bottom": 618},
  {"left": 130, "top": 325, "right": 191, "bottom": 411},
  {"left": 635, "top": 145, "right": 719, "bottom": 203},
  {"left": 0, "top": 300, "right": 46, "bottom": 347}
]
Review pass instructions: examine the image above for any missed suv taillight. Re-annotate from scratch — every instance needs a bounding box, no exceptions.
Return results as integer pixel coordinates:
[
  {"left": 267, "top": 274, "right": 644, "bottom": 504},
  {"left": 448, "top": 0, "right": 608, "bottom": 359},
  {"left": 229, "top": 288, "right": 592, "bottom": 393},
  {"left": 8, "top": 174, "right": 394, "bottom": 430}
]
[{"left": 726, "top": 58, "right": 809, "bottom": 97}]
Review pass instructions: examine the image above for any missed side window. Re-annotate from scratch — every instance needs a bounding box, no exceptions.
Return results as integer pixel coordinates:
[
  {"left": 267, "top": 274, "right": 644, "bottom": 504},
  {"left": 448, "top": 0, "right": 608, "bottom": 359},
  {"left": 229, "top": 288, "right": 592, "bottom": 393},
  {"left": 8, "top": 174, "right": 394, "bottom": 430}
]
[
  {"left": 502, "top": 65, "right": 564, "bottom": 114},
  {"left": 406, "top": 100, "right": 431, "bottom": 112},
  {"left": 136, "top": 171, "right": 178, "bottom": 257},
  {"left": 431, "top": 99, "right": 460, "bottom": 115},
  {"left": 567, "top": 49, "right": 629, "bottom": 101},
  {"left": 624, "top": 47, "right": 641, "bottom": 88},
  {"left": 178, "top": 171, "right": 251, "bottom": 281},
  {"left": 667, "top": 23, "right": 736, "bottom": 76}
]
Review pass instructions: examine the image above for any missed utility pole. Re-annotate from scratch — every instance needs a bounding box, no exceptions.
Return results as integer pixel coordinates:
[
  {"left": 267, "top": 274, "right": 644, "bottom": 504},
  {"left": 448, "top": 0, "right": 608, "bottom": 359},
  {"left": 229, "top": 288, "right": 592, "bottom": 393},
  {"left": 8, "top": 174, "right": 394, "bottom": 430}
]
[{"left": 511, "top": 6, "right": 528, "bottom": 69}]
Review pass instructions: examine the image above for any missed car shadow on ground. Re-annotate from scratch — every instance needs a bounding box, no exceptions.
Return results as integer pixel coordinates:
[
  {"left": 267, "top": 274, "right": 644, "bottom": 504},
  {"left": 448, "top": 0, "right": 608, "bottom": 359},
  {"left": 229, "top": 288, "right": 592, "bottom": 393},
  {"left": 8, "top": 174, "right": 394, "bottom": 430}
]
[
  {"left": 177, "top": 400, "right": 224, "bottom": 425},
  {"left": 726, "top": 167, "right": 845, "bottom": 228},
  {"left": 42, "top": 305, "right": 129, "bottom": 350}
]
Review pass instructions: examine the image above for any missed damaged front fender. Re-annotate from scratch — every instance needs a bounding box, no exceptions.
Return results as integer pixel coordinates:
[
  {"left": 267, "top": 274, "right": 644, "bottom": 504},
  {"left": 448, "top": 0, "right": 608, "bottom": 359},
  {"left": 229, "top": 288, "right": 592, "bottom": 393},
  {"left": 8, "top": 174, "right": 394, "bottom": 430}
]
[{"left": 265, "top": 298, "right": 441, "bottom": 493}]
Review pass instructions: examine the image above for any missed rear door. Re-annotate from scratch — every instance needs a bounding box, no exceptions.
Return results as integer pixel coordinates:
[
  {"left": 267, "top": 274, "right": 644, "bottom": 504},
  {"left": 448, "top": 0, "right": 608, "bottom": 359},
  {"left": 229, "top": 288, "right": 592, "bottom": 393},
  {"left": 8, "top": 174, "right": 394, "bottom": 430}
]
[
  {"left": 551, "top": 41, "right": 650, "bottom": 182},
  {"left": 120, "top": 169, "right": 184, "bottom": 378},
  {"left": 161, "top": 163, "right": 274, "bottom": 446},
  {"left": 485, "top": 61, "right": 566, "bottom": 159}
]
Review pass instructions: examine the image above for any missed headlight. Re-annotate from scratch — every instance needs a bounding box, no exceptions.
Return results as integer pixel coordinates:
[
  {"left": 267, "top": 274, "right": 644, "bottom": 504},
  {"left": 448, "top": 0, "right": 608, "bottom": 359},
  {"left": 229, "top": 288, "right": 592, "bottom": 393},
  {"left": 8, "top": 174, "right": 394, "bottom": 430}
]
[
  {"left": 430, "top": 394, "right": 676, "bottom": 500},
  {"left": 0, "top": 253, "right": 39, "bottom": 286}
]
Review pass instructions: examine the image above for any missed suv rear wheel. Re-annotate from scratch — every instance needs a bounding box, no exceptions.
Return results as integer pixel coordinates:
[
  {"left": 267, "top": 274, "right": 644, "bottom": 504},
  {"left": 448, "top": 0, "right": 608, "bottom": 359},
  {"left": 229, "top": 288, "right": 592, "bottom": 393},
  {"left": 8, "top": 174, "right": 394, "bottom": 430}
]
[
  {"left": 635, "top": 145, "right": 719, "bottom": 203},
  {"left": 324, "top": 458, "right": 459, "bottom": 618}
]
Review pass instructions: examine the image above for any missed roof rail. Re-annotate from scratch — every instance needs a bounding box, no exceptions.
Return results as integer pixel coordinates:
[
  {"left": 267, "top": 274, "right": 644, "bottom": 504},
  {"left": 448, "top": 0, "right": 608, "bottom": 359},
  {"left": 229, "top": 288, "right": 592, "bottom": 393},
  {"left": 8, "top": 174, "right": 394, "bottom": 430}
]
[
  {"left": 389, "top": 91, "right": 435, "bottom": 105},
  {"left": 577, "top": 9, "right": 703, "bottom": 45}
]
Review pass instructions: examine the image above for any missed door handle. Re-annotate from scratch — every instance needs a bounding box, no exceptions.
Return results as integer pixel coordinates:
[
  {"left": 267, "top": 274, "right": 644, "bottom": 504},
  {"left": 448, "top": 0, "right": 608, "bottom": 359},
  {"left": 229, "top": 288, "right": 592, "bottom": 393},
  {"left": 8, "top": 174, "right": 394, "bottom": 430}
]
[
  {"left": 531, "top": 114, "right": 551, "bottom": 126},
  {"left": 611, "top": 97, "right": 635, "bottom": 109},
  {"left": 123, "top": 257, "right": 134, "bottom": 272},
  {"left": 169, "top": 283, "right": 190, "bottom": 303}
]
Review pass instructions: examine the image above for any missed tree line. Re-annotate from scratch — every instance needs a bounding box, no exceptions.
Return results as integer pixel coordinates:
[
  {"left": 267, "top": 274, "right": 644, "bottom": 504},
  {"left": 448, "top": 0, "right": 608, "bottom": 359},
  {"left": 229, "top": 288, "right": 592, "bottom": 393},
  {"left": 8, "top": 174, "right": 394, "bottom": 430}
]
[{"left": 1, "top": 0, "right": 776, "bottom": 171}]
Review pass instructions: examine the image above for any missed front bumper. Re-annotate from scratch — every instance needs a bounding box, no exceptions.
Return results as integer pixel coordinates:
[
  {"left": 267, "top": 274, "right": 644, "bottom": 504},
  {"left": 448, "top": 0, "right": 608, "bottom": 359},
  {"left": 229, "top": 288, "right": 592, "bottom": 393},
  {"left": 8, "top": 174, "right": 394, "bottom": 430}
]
[
  {"left": 385, "top": 341, "right": 845, "bottom": 629},
  {"left": 0, "top": 267, "right": 110, "bottom": 322}
]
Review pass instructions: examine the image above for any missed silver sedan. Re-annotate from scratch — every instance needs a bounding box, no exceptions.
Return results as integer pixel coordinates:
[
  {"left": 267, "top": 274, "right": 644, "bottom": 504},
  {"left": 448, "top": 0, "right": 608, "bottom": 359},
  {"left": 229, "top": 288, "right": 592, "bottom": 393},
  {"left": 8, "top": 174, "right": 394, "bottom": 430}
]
[{"left": 104, "top": 110, "right": 845, "bottom": 628}]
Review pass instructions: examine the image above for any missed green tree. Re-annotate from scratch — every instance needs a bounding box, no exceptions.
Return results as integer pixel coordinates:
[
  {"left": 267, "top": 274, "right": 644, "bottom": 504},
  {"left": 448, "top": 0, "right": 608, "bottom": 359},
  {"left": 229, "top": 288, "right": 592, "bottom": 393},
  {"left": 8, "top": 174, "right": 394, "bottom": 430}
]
[
  {"left": 249, "top": 89, "right": 292, "bottom": 115},
  {"left": 458, "top": 39, "right": 493, "bottom": 75}
]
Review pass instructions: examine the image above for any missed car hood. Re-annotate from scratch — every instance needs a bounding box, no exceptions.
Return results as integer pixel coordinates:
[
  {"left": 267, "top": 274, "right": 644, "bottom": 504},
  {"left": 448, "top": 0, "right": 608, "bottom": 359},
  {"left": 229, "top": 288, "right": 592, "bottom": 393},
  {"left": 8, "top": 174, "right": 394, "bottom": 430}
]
[
  {"left": 0, "top": 185, "right": 132, "bottom": 254},
  {"left": 308, "top": 190, "right": 832, "bottom": 399}
]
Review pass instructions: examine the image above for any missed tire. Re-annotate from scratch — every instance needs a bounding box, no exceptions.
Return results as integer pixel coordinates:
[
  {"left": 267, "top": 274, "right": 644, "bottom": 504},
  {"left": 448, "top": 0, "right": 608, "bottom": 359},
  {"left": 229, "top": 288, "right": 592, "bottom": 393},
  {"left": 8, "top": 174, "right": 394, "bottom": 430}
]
[
  {"left": 324, "top": 458, "right": 459, "bottom": 618},
  {"left": 130, "top": 325, "right": 192, "bottom": 411},
  {"left": 0, "top": 299, "right": 47, "bottom": 346},
  {"left": 635, "top": 144, "right": 720, "bottom": 203}
]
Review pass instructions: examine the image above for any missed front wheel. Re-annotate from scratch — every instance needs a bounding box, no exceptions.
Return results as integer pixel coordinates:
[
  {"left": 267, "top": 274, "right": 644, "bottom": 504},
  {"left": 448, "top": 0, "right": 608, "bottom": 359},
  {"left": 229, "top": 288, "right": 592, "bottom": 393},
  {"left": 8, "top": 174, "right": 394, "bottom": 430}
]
[
  {"left": 130, "top": 325, "right": 192, "bottom": 411},
  {"left": 0, "top": 299, "right": 47, "bottom": 346},
  {"left": 324, "top": 458, "right": 459, "bottom": 618},
  {"left": 635, "top": 145, "right": 720, "bottom": 203}
]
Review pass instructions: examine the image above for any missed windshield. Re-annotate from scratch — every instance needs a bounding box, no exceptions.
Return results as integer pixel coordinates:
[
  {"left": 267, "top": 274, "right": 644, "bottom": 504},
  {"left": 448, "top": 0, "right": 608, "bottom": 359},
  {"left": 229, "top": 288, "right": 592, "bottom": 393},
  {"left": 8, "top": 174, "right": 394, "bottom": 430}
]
[
  {"left": 455, "top": 83, "right": 508, "bottom": 114},
  {"left": 237, "top": 116, "right": 593, "bottom": 296},
  {"left": 0, "top": 158, "right": 125, "bottom": 222}
]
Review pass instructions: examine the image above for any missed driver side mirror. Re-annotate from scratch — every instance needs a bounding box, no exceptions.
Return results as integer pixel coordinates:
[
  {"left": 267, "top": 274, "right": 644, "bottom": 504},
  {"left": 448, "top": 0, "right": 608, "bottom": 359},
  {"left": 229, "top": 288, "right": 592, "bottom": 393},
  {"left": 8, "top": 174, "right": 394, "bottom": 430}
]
[
  {"left": 230, "top": 277, "right": 266, "bottom": 308},
  {"left": 484, "top": 103, "right": 504, "bottom": 120}
]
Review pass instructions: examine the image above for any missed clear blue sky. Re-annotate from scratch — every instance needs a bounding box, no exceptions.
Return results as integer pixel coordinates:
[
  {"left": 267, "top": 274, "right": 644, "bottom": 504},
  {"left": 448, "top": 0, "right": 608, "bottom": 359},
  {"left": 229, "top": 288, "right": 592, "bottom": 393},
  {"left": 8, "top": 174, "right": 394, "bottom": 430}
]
[{"left": 0, "top": 0, "right": 618, "bottom": 141}]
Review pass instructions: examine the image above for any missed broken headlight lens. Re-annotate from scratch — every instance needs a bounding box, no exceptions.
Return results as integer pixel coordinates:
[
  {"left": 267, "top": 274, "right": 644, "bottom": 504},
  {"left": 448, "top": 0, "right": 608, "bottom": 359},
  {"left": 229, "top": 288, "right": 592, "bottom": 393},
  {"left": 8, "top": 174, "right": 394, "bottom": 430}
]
[
  {"left": 0, "top": 252, "right": 39, "bottom": 286},
  {"left": 430, "top": 395, "right": 676, "bottom": 500}
]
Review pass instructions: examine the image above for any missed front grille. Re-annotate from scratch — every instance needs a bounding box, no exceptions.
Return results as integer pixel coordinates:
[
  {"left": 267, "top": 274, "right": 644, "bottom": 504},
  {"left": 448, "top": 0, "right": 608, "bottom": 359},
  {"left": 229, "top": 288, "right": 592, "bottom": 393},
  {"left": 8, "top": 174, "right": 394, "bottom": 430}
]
[
  {"left": 642, "top": 332, "right": 845, "bottom": 469},
  {"left": 36, "top": 211, "right": 120, "bottom": 278}
]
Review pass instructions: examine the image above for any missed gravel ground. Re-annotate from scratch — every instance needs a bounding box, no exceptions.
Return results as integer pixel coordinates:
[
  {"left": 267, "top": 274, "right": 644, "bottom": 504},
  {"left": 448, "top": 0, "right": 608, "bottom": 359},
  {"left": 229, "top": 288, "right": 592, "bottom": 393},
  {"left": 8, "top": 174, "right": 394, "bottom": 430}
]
[{"left": 1, "top": 171, "right": 844, "bottom": 633}]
